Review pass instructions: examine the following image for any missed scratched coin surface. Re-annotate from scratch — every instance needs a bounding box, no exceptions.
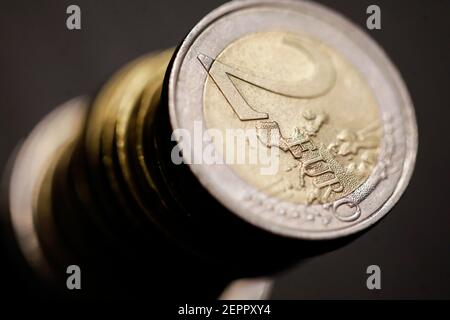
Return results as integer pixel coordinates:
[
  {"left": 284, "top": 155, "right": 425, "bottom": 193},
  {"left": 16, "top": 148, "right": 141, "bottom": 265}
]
[{"left": 169, "top": 0, "right": 418, "bottom": 239}]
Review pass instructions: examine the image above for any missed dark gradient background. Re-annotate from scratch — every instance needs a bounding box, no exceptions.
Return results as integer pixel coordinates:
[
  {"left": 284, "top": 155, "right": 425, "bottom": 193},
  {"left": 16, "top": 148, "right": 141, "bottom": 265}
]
[{"left": 0, "top": 0, "right": 449, "bottom": 299}]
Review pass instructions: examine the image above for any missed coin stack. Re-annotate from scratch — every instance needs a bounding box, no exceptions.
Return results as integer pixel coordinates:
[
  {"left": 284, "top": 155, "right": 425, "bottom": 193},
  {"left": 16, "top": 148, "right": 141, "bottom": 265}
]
[
  {"left": 4, "top": 0, "right": 417, "bottom": 298},
  {"left": 9, "top": 50, "right": 302, "bottom": 298}
]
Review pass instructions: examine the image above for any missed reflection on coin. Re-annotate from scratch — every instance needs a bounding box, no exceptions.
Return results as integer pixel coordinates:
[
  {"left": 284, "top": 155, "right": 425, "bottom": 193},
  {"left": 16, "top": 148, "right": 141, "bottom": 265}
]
[{"left": 169, "top": 0, "right": 418, "bottom": 239}]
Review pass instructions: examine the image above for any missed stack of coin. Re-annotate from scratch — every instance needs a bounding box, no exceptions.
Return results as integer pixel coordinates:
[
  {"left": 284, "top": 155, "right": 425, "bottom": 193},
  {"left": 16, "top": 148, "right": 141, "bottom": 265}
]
[{"left": 4, "top": 0, "right": 417, "bottom": 298}]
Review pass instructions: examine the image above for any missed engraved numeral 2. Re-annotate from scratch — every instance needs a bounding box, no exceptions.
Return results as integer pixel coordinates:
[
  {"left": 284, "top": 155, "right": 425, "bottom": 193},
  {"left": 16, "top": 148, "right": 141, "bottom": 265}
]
[{"left": 198, "top": 35, "right": 336, "bottom": 121}]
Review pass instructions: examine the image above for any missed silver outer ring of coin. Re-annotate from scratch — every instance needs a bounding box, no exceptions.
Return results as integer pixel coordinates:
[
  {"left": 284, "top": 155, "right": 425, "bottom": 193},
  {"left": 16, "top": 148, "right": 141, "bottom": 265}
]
[
  {"left": 7, "top": 97, "right": 87, "bottom": 281},
  {"left": 168, "top": 0, "right": 418, "bottom": 240}
]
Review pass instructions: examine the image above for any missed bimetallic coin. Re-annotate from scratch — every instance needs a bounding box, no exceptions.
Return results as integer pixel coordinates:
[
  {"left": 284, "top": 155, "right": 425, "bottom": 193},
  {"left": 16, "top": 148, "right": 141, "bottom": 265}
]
[{"left": 169, "top": 0, "right": 418, "bottom": 239}]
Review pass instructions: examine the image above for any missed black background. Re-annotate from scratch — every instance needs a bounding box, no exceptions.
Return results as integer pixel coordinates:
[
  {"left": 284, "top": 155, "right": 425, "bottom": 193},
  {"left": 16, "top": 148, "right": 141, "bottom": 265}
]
[{"left": 0, "top": 0, "right": 449, "bottom": 299}]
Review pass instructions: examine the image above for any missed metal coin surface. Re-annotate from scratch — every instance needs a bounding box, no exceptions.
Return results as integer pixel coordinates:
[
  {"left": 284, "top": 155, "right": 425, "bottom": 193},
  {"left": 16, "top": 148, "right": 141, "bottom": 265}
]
[
  {"left": 8, "top": 97, "right": 88, "bottom": 280},
  {"left": 168, "top": 0, "right": 418, "bottom": 239}
]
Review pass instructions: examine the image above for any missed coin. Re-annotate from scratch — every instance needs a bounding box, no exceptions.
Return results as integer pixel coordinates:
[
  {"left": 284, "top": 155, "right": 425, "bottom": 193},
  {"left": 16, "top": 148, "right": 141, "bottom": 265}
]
[
  {"left": 168, "top": 0, "right": 418, "bottom": 239},
  {"left": 8, "top": 97, "right": 88, "bottom": 281}
]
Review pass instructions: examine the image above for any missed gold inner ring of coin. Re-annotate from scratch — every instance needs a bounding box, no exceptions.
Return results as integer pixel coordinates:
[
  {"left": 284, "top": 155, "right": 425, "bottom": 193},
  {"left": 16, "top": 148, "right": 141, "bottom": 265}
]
[{"left": 203, "top": 31, "right": 382, "bottom": 205}]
